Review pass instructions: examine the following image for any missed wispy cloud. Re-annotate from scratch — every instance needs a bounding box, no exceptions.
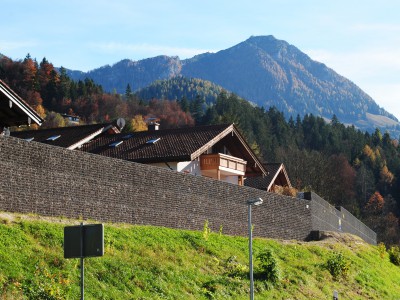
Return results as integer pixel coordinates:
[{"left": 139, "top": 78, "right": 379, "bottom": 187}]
[
  {"left": 351, "top": 23, "right": 400, "bottom": 32},
  {"left": 88, "top": 42, "right": 217, "bottom": 59},
  {"left": 0, "top": 40, "right": 37, "bottom": 52},
  {"left": 305, "top": 47, "right": 400, "bottom": 80}
]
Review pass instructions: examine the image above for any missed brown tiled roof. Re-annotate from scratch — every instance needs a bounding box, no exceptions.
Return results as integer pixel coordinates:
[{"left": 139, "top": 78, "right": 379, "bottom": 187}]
[
  {"left": 0, "top": 80, "right": 43, "bottom": 127},
  {"left": 11, "top": 123, "right": 115, "bottom": 149},
  {"left": 245, "top": 163, "right": 291, "bottom": 191},
  {"left": 80, "top": 123, "right": 267, "bottom": 176}
]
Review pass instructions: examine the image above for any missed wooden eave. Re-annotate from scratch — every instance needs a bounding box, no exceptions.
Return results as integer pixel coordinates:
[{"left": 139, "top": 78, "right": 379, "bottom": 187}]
[
  {"left": 67, "top": 124, "right": 117, "bottom": 150},
  {"left": 190, "top": 124, "right": 267, "bottom": 176},
  {"left": 267, "top": 164, "right": 292, "bottom": 191},
  {"left": 0, "top": 80, "right": 43, "bottom": 127}
]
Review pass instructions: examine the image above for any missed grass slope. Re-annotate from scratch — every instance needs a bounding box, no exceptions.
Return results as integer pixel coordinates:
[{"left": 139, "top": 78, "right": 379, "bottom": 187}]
[
  {"left": 365, "top": 112, "right": 399, "bottom": 127},
  {"left": 0, "top": 213, "right": 399, "bottom": 299}
]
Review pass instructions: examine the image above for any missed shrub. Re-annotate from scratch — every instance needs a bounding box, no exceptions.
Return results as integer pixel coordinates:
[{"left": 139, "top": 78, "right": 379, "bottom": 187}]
[
  {"left": 257, "top": 249, "right": 281, "bottom": 284},
  {"left": 224, "top": 256, "right": 247, "bottom": 278},
  {"left": 275, "top": 186, "right": 298, "bottom": 197},
  {"left": 325, "top": 252, "right": 350, "bottom": 279},
  {"left": 377, "top": 242, "right": 386, "bottom": 259},
  {"left": 203, "top": 220, "right": 211, "bottom": 241},
  {"left": 388, "top": 246, "right": 400, "bottom": 266}
]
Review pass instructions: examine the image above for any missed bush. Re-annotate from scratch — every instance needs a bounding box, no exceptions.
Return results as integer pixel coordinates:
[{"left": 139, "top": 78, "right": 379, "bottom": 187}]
[
  {"left": 257, "top": 249, "right": 281, "bottom": 284},
  {"left": 377, "top": 242, "right": 386, "bottom": 259},
  {"left": 203, "top": 220, "right": 211, "bottom": 241},
  {"left": 388, "top": 246, "right": 400, "bottom": 266},
  {"left": 224, "top": 256, "right": 247, "bottom": 278},
  {"left": 325, "top": 252, "right": 350, "bottom": 279}
]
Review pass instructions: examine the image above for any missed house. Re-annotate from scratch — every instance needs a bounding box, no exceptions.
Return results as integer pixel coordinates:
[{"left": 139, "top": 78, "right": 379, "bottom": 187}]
[
  {"left": 11, "top": 122, "right": 121, "bottom": 150},
  {"left": 61, "top": 113, "right": 80, "bottom": 125},
  {"left": 12, "top": 122, "right": 269, "bottom": 185},
  {"left": 245, "top": 163, "right": 292, "bottom": 192},
  {"left": 10, "top": 118, "right": 296, "bottom": 188},
  {"left": 0, "top": 80, "right": 43, "bottom": 131},
  {"left": 79, "top": 123, "right": 267, "bottom": 185}
]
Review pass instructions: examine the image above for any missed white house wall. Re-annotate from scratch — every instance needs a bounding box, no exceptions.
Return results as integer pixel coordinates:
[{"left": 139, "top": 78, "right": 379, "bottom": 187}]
[{"left": 149, "top": 159, "right": 239, "bottom": 184}]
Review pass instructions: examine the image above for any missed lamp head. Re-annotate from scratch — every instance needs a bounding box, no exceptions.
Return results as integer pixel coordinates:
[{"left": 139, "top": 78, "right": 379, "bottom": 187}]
[{"left": 247, "top": 197, "right": 263, "bottom": 206}]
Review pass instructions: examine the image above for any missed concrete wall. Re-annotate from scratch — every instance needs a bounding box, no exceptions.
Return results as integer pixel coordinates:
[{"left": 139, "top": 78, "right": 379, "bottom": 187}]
[
  {"left": 301, "top": 192, "right": 377, "bottom": 245},
  {"left": 0, "top": 136, "right": 376, "bottom": 244},
  {"left": 0, "top": 136, "right": 313, "bottom": 241}
]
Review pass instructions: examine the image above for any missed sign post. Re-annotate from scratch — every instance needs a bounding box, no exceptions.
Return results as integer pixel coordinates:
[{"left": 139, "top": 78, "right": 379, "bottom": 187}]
[
  {"left": 333, "top": 290, "right": 339, "bottom": 300},
  {"left": 64, "top": 223, "right": 104, "bottom": 300},
  {"left": 80, "top": 223, "right": 84, "bottom": 300}
]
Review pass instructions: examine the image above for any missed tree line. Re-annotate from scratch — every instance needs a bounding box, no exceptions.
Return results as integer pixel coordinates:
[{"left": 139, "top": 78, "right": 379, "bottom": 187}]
[{"left": 196, "top": 92, "right": 400, "bottom": 245}]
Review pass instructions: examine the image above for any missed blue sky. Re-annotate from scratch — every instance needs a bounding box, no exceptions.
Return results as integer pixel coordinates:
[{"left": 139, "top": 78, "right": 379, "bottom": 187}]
[{"left": 2, "top": 0, "right": 400, "bottom": 119}]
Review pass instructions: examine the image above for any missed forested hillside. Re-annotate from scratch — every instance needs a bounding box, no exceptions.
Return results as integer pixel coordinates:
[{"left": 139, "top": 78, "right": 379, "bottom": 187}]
[
  {"left": 1, "top": 54, "right": 400, "bottom": 246},
  {"left": 65, "top": 35, "right": 400, "bottom": 137},
  {"left": 135, "top": 76, "right": 224, "bottom": 105}
]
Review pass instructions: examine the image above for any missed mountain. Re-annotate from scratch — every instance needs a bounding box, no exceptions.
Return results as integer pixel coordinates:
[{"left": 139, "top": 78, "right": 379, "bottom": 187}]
[
  {"left": 68, "top": 55, "right": 181, "bottom": 93},
  {"left": 65, "top": 35, "right": 400, "bottom": 135}
]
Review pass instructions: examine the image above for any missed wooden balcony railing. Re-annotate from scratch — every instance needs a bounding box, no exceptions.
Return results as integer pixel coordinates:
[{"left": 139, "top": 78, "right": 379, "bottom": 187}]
[{"left": 200, "top": 153, "right": 246, "bottom": 174}]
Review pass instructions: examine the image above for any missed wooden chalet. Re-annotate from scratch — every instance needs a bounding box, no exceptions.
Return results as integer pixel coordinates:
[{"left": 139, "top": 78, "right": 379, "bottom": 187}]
[
  {"left": 11, "top": 116, "right": 293, "bottom": 188},
  {"left": 80, "top": 123, "right": 267, "bottom": 185}
]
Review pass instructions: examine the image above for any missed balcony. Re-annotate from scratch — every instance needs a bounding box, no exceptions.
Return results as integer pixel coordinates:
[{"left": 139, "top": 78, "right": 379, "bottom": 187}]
[{"left": 200, "top": 153, "right": 247, "bottom": 184}]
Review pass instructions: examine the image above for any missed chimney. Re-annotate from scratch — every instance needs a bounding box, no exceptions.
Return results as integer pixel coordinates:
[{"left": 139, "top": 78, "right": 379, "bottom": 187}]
[{"left": 148, "top": 122, "right": 160, "bottom": 131}]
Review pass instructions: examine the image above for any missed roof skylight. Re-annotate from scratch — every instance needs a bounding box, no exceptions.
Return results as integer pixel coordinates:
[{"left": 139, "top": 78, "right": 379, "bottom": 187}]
[
  {"left": 46, "top": 135, "right": 61, "bottom": 141},
  {"left": 122, "top": 134, "right": 134, "bottom": 139},
  {"left": 146, "top": 138, "right": 160, "bottom": 144},
  {"left": 109, "top": 140, "right": 123, "bottom": 147}
]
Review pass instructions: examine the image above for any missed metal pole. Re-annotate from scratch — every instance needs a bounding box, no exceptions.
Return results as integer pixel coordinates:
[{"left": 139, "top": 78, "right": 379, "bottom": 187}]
[
  {"left": 80, "top": 223, "right": 84, "bottom": 300},
  {"left": 248, "top": 204, "right": 254, "bottom": 300},
  {"left": 80, "top": 257, "right": 84, "bottom": 300}
]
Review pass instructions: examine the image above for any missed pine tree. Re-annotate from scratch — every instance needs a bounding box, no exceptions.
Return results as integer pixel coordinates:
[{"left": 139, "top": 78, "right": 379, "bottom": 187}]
[{"left": 125, "top": 84, "right": 132, "bottom": 99}]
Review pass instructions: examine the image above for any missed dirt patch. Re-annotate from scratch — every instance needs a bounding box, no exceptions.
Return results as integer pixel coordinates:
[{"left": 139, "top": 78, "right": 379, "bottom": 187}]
[{"left": 0, "top": 211, "right": 81, "bottom": 225}]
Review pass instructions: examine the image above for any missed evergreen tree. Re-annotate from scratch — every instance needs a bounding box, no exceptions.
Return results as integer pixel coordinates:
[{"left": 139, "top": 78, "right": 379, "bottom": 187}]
[
  {"left": 125, "top": 83, "right": 133, "bottom": 99},
  {"left": 178, "top": 96, "right": 189, "bottom": 113},
  {"left": 190, "top": 95, "right": 205, "bottom": 123}
]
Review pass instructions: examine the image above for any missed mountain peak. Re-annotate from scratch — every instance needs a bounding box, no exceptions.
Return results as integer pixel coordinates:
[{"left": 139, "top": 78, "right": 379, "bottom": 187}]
[
  {"left": 244, "top": 35, "right": 288, "bottom": 47},
  {"left": 246, "top": 35, "right": 277, "bottom": 42},
  {"left": 237, "top": 35, "right": 298, "bottom": 62}
]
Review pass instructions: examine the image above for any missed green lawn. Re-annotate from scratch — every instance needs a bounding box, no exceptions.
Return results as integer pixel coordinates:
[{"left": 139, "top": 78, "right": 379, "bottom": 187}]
[{"left": 0, "top": 213, "right": 399, "bottom": 299}]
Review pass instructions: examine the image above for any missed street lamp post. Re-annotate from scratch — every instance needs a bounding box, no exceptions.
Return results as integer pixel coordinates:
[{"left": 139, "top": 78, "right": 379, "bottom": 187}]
[{"left": 247, "top": 197, "right": 263, "bottom": 300}]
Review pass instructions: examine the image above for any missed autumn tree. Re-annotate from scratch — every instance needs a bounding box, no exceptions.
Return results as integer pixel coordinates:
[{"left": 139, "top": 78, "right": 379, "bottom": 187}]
[
  {"left": 363, "top": 192, "right": 400, "bottom": 245},
  {"left": 128, "top": 115, "right": 148, "bottom": 132},
  {"left": 22, "top": 54, "right": 38, "bottom": 91},
  {"left": 380, "top": 164, "right": 395, "bottom": 194},
  {"left": 323, "top": 154, "right": 356, "bottom": 208},
  {"left": 148, "top": 99, "right": 194, "bottom": 128},
  {"left": 365, "top": 191, "right": 385, "bottom": 215},
  {"left": 41, "top": 112, "right": 66, "bottom": 129}
]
